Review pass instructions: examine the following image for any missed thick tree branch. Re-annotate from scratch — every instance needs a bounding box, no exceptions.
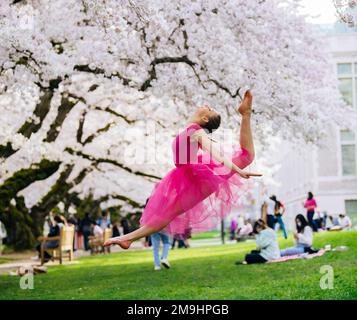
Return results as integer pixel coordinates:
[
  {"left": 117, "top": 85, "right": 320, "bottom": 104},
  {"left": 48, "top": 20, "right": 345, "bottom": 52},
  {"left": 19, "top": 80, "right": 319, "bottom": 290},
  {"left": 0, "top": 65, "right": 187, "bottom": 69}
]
[
  {"left": 0, "top": 142, "right": 16, "bottom": 159},
  {"left": 18, "top": 90, "right": 54, "bottom": 137},
  {"left": 140, "top": 55, "right": 197, "bottom": 91},
  {"left": 74, "top": 64, "right": 131, "bottom": 85},
  {"left": 93, "top": 106, "right": 135, "bottom": 124},
  {"left": 76, "top": 110, "right": 87, "bottom": 144},
  {"left": 65, "top": 147, "right": 161, "bottom": 181},
  {"left": 44, "top": 93, "right": 85, "bottom": 143},
  {"left": 111, "top": 194, "right": 144, "bottom": 209},
  {"left": 82, "top": 122, "right": 114, "bottom": 145},
  {"left": 30, "top": 164, "right": 93, "bottom": 231},
  {"left": 0, "top": 159, "right": 61, "bottom": 211}
]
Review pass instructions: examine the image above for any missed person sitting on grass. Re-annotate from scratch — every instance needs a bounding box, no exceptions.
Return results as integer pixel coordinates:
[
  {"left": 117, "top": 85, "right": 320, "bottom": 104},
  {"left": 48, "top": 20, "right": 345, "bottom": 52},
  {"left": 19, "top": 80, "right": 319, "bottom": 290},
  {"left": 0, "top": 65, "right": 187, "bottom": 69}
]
[
  {"left": 280, "top": 214, "right": 318, "bottom": 257},
  {"left": 236, "top": 218, "right": 253, "bottom": 242},
  {"left": 236, "top": 219, "right": 280, "bottom": 265},
  {"left": 338, "top": 213, "right": 352, "bottom": 230}
]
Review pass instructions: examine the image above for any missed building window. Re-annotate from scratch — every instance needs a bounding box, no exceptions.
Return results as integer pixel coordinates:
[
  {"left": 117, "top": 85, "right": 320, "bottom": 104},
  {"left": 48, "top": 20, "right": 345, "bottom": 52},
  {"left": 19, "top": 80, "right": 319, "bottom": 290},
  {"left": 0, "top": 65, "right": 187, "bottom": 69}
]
[
  {"left": 337, "top": 62, "right": 356, "bottom": 107},
  {"left": 339, "top": 79, "right": 353, "bottom": 105},
  {"left": 338, "top": 63, "right": 357, "bottom": 176},
  {"left": 340, "top": 130, "right": 357, "bottom": 176},
  {"left": 345, "top": 200, "right": 357, "bottom": 225},
  {"left": 337, "top": 63, "right": 352, "bottom": 75}
]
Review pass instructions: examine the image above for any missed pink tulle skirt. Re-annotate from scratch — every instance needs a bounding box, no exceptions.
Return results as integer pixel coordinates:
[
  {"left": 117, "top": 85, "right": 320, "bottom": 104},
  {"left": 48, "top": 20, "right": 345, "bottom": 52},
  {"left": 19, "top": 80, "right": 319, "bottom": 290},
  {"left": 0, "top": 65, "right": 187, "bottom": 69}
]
[{"left": 140, "top": 147, "right": 254, "bottom": 234}]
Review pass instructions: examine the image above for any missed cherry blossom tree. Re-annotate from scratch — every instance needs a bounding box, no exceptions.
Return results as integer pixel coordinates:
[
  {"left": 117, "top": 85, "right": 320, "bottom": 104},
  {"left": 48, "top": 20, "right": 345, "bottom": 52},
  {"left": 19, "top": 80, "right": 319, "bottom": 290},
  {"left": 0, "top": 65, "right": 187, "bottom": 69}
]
[
  {"left": 333, "top": 0, "right": 357, "bottom": 27},
  {"left": 0, "top": 0, "right": 355, "bottom": 248}
]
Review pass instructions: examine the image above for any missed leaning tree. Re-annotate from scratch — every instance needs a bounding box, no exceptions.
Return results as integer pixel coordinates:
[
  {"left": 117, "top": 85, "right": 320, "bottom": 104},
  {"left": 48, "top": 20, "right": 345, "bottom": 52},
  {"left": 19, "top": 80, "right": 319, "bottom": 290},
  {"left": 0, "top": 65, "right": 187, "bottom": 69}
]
[{"left": 0, "top": 0, "right": 355, "bottom": 248}]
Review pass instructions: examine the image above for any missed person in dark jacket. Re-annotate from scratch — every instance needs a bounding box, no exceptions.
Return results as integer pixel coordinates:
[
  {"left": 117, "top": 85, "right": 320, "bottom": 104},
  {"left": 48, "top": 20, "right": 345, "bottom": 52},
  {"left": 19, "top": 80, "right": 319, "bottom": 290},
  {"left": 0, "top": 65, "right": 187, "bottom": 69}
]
[
  {"left": 112, "top": 220, "right": 121, "bottom": 238},
  {"left": 80, "top": 213, "right": 93, "bottom": 251},
  {"left": 121, "top": 217, "right": 131, "bottom": 235},
  {"left": 35, "top": 215, "right": 63, "bottom": 262}
]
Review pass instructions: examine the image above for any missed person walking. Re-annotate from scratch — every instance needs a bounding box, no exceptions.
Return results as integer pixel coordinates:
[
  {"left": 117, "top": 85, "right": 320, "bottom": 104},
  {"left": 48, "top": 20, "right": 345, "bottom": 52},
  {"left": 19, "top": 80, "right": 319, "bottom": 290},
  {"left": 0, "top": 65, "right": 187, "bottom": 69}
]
[
  {"left": 80, "top": 213, "right": 93, "bottom": 251},
  {"left": 303, "top": 192, "right": 318, "bottom": 232},
  {"left": 266, "top": 196, "right": 277, "bottom": 229},
  {"left": 229, "top": 217, "right": 238, "bottom": 240},
  {"left": 272, "top": 196, "right": 288, "bottom": 239},
  {"left": 151, "top": 231, "right": 171, "bottom": 271}
]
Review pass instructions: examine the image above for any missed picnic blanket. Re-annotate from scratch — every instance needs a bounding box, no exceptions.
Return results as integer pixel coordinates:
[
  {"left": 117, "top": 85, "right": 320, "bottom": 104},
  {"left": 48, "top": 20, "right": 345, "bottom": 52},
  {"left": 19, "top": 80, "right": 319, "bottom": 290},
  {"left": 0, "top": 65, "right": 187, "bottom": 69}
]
[{"left": 268, "top": 249, "right": 326, "bottom": 263}]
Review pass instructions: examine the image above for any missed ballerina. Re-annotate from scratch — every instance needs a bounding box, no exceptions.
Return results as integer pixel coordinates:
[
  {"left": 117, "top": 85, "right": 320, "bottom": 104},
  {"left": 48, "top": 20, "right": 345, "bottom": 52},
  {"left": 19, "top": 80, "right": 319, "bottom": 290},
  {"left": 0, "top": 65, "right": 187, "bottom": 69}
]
[{"left": 104, "top": 90, "right": 262, "bottom": 249}]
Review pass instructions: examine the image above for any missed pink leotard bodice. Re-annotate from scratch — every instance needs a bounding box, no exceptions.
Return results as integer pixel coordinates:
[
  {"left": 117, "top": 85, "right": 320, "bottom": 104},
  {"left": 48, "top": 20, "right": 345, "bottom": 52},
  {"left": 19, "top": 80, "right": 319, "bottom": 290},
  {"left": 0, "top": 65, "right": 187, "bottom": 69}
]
[{"left": 172, "top": 124, "right": 202, "bottom": 166}]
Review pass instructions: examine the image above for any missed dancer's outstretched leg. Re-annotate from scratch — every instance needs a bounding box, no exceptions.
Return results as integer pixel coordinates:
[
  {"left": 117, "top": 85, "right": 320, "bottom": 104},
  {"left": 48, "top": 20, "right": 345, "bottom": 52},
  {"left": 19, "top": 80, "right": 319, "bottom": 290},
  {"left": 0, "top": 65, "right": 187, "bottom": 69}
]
[
  {"left": 238, "top": 90, "right": 255, "bottom": 159},
  {"left": 104, "top": 224, "right": 162, "bottom": 249}
]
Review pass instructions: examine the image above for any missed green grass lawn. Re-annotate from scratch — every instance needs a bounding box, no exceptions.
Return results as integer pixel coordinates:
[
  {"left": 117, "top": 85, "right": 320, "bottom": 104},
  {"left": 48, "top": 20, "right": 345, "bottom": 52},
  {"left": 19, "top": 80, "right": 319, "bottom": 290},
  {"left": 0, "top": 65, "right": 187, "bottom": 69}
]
[
  {"left": 0, "top": 257, "right": 12, "bottom": 265},
  {"left": 191, "top": 230, "right": 221, "bottom": 240},
  {"left": 0, "top": 231, "right": 356, "bottom": 300}
]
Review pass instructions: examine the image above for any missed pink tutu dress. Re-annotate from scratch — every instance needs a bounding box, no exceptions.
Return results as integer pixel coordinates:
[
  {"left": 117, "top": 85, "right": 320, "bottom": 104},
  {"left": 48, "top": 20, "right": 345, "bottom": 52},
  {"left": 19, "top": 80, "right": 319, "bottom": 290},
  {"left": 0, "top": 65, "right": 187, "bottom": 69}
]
[{"left": 140, "top": 123, "right": 254, "bottom": 234}]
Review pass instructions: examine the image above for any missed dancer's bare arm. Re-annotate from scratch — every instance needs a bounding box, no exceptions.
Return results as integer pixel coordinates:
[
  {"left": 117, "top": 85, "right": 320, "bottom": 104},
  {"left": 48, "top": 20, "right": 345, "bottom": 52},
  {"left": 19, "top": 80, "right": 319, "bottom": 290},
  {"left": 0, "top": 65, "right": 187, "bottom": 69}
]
[{"left": 192, "top": 129, "right": 262, "bottom": 179}]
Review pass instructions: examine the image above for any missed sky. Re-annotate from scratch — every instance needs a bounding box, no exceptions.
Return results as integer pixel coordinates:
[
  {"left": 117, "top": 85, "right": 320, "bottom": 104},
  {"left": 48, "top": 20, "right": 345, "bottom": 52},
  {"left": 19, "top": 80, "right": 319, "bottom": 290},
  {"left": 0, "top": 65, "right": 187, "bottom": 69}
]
[{"left": 299, "top": 0, "right": 337, "bottom": 24}]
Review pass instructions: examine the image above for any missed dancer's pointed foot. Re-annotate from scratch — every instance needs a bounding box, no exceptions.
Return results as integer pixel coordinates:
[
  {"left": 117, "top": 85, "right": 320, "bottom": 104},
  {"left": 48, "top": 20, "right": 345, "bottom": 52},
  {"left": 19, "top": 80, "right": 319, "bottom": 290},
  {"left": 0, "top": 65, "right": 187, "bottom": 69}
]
[
  {"left": 103, "top": 237, "right": 132, "bottom": 250},
  {"left": 238, "top": 90, "right": 253, "bottom": 116}
]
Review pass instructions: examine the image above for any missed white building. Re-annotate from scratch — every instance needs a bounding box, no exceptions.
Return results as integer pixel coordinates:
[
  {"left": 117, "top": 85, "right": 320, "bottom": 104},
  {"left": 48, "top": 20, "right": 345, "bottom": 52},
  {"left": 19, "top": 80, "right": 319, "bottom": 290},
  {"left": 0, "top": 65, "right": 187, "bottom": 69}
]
[{"left": 267, "top": 23, "right": 357, "bottom": 230}]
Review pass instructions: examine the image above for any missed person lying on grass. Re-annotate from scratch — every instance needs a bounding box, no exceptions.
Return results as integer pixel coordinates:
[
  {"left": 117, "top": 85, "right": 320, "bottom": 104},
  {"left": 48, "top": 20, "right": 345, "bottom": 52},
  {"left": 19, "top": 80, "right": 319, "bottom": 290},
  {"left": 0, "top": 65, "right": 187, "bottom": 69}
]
[
  {"left": 280, "top": 214, "right": 318, "bottom": 257},
  {"left": 236, "top": 219, "right": 280, "bottom": 265}
]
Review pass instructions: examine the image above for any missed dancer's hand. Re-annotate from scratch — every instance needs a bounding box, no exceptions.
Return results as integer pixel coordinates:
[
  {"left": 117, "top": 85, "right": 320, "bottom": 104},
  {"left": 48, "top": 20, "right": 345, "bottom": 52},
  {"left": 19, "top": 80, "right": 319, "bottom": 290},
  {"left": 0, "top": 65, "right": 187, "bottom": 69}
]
[{"left": 236, "top": 168, "right": 262, "bottom": 179}]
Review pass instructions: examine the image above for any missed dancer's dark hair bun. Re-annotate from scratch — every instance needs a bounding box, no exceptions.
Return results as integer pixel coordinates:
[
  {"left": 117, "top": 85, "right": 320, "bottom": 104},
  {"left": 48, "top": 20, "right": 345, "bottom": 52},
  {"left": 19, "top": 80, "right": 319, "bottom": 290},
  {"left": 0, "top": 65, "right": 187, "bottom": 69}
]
[{"left": 201, "top": 114, "right": 221, "bottom": 133}]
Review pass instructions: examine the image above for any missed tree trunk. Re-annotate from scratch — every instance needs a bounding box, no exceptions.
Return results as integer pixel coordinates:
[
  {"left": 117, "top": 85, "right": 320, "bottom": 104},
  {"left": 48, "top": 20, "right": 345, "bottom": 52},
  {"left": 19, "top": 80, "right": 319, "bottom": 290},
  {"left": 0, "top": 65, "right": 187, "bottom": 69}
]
[
  {"left": 0, "top": 159, "right": 60, "bottom": 249},
  {"left": 221, "top": 219, "right": 225, "bottom": 245}
]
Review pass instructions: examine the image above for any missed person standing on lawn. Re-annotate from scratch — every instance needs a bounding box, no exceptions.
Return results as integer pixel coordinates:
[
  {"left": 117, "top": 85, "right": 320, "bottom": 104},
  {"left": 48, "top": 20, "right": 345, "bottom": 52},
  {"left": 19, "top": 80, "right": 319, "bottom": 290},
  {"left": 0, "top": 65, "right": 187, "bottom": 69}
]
[
  {"left": 266, "top": 196, "right": 277, "bottom": 229},
  {"left": 272, "top": 195, "right": 288, "bottom": 239},
  {"left": 151, "top": 230, "right": 171, "bottom": 271},
  {"left": 303, "top": 192, "right": 318, "bottom": 232},
  {"left": 80, "top": 212, "right": 93, "bottom": 251},
  {"left": 230, "top": 217, "right": 238, "bottom": 240}
]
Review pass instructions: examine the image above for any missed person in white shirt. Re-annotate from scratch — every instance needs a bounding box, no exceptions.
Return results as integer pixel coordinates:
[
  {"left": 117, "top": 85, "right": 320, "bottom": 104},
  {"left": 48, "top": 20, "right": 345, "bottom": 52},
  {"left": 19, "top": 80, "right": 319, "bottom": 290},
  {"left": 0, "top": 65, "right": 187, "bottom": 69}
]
[
  {"left": 338, "top": 214, "right": 352, "bottom": 230},
  {"left": 88, "top": 221, "right": 104, "bottom": 254},
  {"left": 266, "top": 196, "right": 277, "bottom": 229},
  {"left": 280, "top": 214, "right": 317, "bottom": 256},
  {"left": 92, "top": 222, "right": 104, "bottom": 240},
  {"left": 236, "top": 219, "right": 280, "bottom": 264},
  {"left": 236, "top": 219, "right": 253, "bottom": 241}
]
